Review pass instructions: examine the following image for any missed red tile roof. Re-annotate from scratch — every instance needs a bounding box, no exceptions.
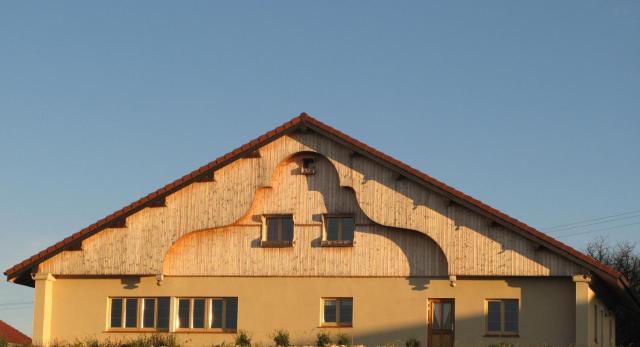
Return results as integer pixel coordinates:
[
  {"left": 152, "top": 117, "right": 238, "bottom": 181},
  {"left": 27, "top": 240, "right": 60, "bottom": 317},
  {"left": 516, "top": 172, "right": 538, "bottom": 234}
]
[
  {"left": 2, "top": 113, "right": 637, "bottom": 308},
  {"left": 0, "top": 320, "right": 31, "bottom": 345}
]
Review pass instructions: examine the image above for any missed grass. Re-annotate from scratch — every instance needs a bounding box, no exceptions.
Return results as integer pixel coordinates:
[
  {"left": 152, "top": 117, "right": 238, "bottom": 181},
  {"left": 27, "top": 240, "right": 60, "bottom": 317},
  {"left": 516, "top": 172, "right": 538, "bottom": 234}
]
[{"left": 38, "top": 334, "right": 180, "bottom": 347}]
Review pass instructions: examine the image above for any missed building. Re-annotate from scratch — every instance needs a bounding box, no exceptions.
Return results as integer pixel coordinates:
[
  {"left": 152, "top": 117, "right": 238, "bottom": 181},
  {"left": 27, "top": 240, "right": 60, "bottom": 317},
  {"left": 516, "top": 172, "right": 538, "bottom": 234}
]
[
  {"left": 4, "top": 114, "right": 639, "bottom": 347},
  {"left": 0, "top": 320, "right": 31, "bottom": 346}
]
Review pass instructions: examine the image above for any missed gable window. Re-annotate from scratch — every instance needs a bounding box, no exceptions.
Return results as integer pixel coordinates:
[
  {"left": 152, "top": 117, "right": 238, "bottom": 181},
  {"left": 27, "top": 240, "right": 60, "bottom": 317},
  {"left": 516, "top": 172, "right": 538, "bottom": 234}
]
[
  {"left": 322, "top": 215, "right": 355, "bottom": 246},
  {"left": 261, "top": 215, "right": 294, "bottom": 247},
  {"left": 109, "top": 297, "right": 169, "bottom": 330},
  {"left": 301, "top": 157, "right": 316, "bottom": 175},
  {"left": 322, "top": 298, "right": 353, "bottom": 327},
  {"left": 176, "top": 297, "right": 238, "bottom": 332},
  {"left": 486, "top": 299, "right": 518, "bottom": 336}
]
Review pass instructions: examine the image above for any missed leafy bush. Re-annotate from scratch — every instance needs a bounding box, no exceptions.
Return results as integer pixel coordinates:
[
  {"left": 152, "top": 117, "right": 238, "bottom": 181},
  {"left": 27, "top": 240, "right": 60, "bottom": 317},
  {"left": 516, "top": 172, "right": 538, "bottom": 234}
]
[
  {"left": 336, "top": 333, "right": 350, "bottom": 347},
  {"left": 118, "top": 334, "right": 179, "bottom": 347},
  {"left": 271, "top": 329, "right": 290, "bottom": 347},
  {"left": 0, "top": 337, "right": 8, "bottom": 347},
  {"left": 487, "top": 343, "right": 513, "bottom": 347},
  {"left": 405, "top": 338, "right": 420, "bottom": 347},
  {"left": 316, "top": 332, "right": 331, "bottom": 347},
  {"left": 234, "top": 330, "right": 252, "bottom": 347}
]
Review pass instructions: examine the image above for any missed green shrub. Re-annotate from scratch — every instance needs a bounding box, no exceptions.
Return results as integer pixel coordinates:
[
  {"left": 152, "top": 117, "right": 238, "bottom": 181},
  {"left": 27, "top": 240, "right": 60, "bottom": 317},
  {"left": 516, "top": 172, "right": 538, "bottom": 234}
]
[
  {"left": 316, "top": 332, "right": 331, "bottom": 347},
  {"left": 336, "top": 333, "right": 350, "bottom": 347},
  {"left": 405, "top": 338, "right": 420, "bottom": 347},
  {"left": 271, "top": 329, "right": 290, "bottom": 347},
  {"left": 0, "top": 337, "right": 8, "bottom": 347},
  {"left": 488, "top": 343, "right": 514, "bottom": 347},
  {"left": 234, "top": 330, "right": 252, "bottom": 347}
]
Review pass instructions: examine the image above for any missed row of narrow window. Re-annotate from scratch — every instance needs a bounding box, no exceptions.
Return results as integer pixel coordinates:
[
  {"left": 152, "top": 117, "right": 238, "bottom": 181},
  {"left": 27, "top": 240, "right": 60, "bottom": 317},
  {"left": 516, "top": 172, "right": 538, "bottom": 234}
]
[
  {"left": 263, "top": 215, "right": 355, "bottom": 244},
  {"left": 109, "top": 297, "right": 352, "bottom": 331},
  {"left": 110, "top": 297, "right": 518, "bottom": 335}
]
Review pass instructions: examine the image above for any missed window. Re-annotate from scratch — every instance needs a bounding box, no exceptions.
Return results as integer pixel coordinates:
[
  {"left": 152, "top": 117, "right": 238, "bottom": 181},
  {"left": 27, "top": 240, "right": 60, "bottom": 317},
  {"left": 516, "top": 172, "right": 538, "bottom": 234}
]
[
  {"left": 110, "top": 298, "right": 123, "bottom": 328},
  {"left": 125, "top": 298, "right": 138, "bottom": 328},
  {"left": 609, "top": 316, "right": 614, "bottom": 346},
  {"left": 109, "top": 297, "right": 169, "bottom": 330},
  {"left": 301, "top": 158, "right": 316, "bottom": 175},
  {"left": 322, "top": 298, "right": 353, "bottom": 327},
  {"left": 594, "top": 304, "right": 598, "bottom": 343},
  {"left": 176, "top": 297, "right": 238, "bottom": 331},
  {"left": 322, "top": 215, "right": 355, "bottom": 246},
  {"left": 212, "top": 298, "right": 238, "bottom": 330},
  {"left": 486, "top": 299, "right": 518, "bottom": 335},
  {"left": 262, "top": 215, "right": 294, "bottom": 247}
]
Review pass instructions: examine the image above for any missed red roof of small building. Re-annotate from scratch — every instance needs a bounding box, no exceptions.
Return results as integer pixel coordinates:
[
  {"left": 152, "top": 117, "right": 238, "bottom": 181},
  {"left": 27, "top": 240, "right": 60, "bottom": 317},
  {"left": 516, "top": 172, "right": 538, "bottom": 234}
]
[{"left": 0, "top": 320, "right": 31, "bottom": 346}]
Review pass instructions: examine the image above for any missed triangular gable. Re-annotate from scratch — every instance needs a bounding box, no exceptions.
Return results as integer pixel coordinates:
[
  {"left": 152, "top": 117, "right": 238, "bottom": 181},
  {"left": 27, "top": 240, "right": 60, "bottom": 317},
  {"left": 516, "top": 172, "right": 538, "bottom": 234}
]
[{"left": 4, "top": 113, "right": 637, "bottom": 309}]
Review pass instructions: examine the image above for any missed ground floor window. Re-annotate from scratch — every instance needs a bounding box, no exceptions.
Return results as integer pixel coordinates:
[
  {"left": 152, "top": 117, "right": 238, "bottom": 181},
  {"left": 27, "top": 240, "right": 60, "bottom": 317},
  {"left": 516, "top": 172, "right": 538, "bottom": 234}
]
[
  {"left": 109, "top": 297, "right": 170, "bottom": 330},
  {"left": 485, "top": 299, "right": 519, "bottom": 336},
  {"left": 322, "top": 298, "right": 353, "bottom": 327},
  {"left": 176, "top": 297, "right": 238, "bottom": 331}
]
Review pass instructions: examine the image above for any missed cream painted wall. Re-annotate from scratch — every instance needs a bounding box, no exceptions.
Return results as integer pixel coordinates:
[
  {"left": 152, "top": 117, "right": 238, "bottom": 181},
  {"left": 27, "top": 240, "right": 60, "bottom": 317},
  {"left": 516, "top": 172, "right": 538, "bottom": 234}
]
[
  {"left": 588, "top": 288, "right": 615, "bottom": 347},
  {"left": 45, "top": 276, "right": 577, "bottom": 346}
]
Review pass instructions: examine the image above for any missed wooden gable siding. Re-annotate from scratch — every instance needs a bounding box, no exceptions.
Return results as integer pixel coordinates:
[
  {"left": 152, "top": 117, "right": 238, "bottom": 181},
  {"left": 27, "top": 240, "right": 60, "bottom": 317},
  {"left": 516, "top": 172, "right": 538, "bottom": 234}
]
[
  {"left": 163, "top": 155, "right": 447, "bottom": 276},
  {"left": 40, "top": 132, "right": 584, "bottom": 277}
]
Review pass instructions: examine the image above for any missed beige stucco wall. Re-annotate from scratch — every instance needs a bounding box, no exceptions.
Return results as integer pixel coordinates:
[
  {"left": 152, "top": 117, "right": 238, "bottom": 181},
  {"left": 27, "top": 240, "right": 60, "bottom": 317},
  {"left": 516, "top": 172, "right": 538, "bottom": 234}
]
[
  {"left": 587, "top": 287, "right": 615, "bottom": 347},
  {"left": 43, "top": 276, "right": 579, "bottom": 346}
]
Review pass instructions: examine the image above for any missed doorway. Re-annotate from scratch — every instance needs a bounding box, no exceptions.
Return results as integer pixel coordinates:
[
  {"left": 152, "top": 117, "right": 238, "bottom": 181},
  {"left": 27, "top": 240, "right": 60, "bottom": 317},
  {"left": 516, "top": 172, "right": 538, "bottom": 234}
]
[{"left": 428, "top": 299, "right": 454, "bottom": 347}]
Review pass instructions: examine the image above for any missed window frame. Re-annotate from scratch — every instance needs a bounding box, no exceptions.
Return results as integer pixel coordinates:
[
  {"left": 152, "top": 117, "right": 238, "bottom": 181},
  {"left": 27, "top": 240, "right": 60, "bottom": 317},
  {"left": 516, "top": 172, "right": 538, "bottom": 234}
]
[
  {"left": 321, "top": 297, "right": 353, "bottom": 328},
  {"left": 108, "top": 297, "right": 170, "bottom": 332},
  {"left": 175, "top": 297, "right": 238, "bottom": 333},
  {"left": 261, "top": 214, "right": 294, "bottom": 247},
  {"left": 484, "top": 299, "right": 519, "bottom": 337},
  {"left": 321, "top": 214, "right": 355, "bottom": 247},
  {"left": 594, "top": 304, "right": 598, "bottom": 343}
]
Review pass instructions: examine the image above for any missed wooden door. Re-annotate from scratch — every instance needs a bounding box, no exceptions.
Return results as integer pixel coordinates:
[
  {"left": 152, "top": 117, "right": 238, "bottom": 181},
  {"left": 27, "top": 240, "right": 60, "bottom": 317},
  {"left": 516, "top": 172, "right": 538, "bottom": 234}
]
[{"left": 428, "top": 299, "right": 454, "bottom": 347}]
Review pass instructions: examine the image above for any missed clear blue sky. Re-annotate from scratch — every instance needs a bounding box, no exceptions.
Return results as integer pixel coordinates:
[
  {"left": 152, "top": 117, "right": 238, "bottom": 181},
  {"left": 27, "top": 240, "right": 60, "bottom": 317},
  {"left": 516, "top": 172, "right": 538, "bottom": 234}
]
[{"left": 1, "top": 1, "right": 639, "bottom": 335}]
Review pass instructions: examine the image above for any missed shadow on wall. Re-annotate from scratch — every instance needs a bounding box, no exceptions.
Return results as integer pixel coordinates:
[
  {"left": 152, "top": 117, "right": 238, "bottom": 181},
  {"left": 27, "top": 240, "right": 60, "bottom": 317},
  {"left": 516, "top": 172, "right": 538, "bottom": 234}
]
[
  {"left": 292, "top": 134, "right": 566, "bottom": 274},
  {"left": 162, "top": 151, "right": 449, "bottom": 290},
  {"left": 300, "top": 153, "right": 449, "bottom": 287}
]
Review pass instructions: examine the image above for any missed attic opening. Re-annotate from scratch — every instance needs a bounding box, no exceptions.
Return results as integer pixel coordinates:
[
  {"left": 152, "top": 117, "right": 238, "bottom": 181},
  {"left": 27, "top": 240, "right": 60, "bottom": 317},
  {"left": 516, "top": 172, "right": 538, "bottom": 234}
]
[{"left": 301, "top": 157, "right": 316, "bottom": 175}]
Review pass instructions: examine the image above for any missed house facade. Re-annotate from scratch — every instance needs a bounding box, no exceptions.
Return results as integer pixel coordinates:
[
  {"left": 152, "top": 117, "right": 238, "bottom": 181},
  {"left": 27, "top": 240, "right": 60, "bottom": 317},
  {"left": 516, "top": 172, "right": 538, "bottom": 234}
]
[{"left": 5, "top": 114, "right": 638, "bottom": 347}]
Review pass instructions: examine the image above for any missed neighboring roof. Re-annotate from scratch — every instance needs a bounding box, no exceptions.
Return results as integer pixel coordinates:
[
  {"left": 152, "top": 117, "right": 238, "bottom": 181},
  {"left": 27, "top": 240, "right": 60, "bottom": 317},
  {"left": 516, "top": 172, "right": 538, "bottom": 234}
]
[
  {"left": 3, "top": 113, "right": 639, "bottom": 309},
  {"left": 0, "top": 320, "right": 31, "bottom": 345}
]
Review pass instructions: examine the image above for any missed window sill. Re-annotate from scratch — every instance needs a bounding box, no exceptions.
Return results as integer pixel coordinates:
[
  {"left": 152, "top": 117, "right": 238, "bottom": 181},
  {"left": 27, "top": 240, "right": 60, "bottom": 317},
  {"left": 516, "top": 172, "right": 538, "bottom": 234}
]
[
  {"left": 319, "top": 324, "right": 353, "bottom": 328},
  {"left": 483, "top": 333, "right": 519, "bottom": 337},
  {"left": 174, "top": 329, "right": 237, "bottom": 334},
  {"left": 106, "top": 329, "right": 169, "bottom": 333},
  {"left": 261, "top": 240, "right": 293, "bottom": 248},
  {"left": 321, "top": 240, "right": 354, "bottom": 247}
]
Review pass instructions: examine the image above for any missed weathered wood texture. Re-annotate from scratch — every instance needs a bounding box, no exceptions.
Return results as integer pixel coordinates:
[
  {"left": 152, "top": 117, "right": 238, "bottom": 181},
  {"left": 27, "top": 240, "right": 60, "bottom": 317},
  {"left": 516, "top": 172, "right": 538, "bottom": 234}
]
[
  {"left": 163, "top": 225, "right": 447, "bottom": 276},
  {"left": 163, "top": 156, "right": 447, "bottom": 276},
  {"left": 40, "top": 132, "right": 584, "bottom": 277}
]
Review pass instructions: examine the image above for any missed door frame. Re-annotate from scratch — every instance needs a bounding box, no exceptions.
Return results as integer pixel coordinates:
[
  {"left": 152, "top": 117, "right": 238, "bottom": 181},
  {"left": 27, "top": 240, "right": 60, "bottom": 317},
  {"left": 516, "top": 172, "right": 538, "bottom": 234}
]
[{"left": 428, "top": 298, "right": 455, "bottom": 347}]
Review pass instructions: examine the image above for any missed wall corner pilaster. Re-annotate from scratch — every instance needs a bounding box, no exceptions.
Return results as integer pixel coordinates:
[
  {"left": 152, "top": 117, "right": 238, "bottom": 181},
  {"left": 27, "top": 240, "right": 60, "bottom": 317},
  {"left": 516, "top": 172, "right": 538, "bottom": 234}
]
[
  {"left": 33, "top": 272, "right": 56, "bottom": 347},
  {"left": 573, "top": 274, "right": 591, "bottom": 347}
]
